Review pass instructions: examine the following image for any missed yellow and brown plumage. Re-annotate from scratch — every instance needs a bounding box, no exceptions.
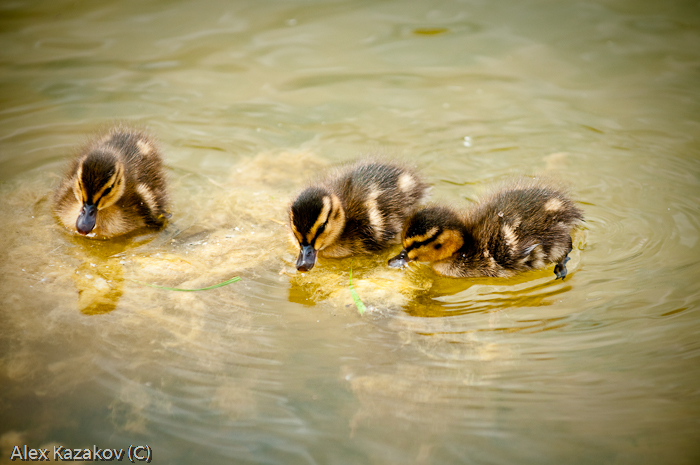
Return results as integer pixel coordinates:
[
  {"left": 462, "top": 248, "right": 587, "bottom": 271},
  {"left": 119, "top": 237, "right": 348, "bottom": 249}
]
[
  {"left": 53, "top": 127, "right": 169, "bottom": 238},
  {"left": 388, "top": 179, "right": 584, "bottom": 279},
  {"left": 289, "top": 160, "right": 429, "bottom": 271}
]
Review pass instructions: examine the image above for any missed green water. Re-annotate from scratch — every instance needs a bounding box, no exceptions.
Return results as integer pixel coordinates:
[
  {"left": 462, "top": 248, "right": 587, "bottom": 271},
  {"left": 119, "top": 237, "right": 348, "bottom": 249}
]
[{"left": 1, "top": 0, "right": 699, "bottom": 464}]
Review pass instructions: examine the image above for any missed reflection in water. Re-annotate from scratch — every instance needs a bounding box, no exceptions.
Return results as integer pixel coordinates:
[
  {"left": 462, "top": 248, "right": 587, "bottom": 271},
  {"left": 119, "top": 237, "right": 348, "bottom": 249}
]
[
  {"left": 75, "top": 255, "right": 124, "bottom": 315},
  {"left": 288, "top": 257, "right": 434, "bottom": 314},
  {"left": 68, "top": 233, "right": 162, "bottom": 314}
]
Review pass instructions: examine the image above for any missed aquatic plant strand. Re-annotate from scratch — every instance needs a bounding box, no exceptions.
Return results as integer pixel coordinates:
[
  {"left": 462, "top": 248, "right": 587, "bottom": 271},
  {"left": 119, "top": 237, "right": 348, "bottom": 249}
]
[
  {"left": 348, "top": 266, "right": 367, "bottom": 315},
  {"left": 131, "top": 276, "right": 241, "bottom": 292}
]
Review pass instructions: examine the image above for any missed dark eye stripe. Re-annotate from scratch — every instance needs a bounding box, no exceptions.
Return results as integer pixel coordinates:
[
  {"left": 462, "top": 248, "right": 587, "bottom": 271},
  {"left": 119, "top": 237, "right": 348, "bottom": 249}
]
[
  {"left": 312, "top": 218, "right": 328, "bottom": 245},
  {"left": 406, "top": 235, "right": 439, "bottom": 251},
  {"left": 77, "top": 178, "right": 88, "bottom": 203}
]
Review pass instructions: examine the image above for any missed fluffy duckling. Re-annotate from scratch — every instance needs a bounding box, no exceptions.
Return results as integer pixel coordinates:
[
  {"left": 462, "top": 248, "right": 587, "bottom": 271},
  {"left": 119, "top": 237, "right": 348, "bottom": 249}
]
[
  {"left": 54, "top": 127, "right": 169, "bottom": 238},
  {"left": 388, "top": 179, "right": 583, "bottom": 279},
  {"left": 289, "top": 160, "right": 429, "bottom": 271}
]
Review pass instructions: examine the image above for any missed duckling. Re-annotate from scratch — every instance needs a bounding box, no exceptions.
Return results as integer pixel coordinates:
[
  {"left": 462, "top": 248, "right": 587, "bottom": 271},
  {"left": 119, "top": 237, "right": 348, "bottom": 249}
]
[
  {"left": 289, "top": 160, "right": 429, "bottom": 271},
  {"left": 54, "top": 127, "right": 169, "bottom": 238},
  {"left": 388, "top": 179, "right": 583, "bottom": 279}
]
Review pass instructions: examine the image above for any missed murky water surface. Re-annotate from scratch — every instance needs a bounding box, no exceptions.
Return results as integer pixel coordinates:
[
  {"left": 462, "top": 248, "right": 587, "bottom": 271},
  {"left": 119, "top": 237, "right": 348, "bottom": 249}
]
[{"left": 1, "top": 0, "right": 699, "bottom": 463}]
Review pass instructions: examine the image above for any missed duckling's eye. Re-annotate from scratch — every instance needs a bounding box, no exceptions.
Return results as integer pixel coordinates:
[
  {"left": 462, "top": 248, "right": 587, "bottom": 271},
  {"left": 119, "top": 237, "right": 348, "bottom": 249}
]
[
  {"left": 313, "top": 220, "right": 327, "bottom": 243},
  {"left": 102, "top": 186, "right": 113, "bottom": 197},
  {"left": 434, "top": 243, "right": 442, "bottom": 250}
]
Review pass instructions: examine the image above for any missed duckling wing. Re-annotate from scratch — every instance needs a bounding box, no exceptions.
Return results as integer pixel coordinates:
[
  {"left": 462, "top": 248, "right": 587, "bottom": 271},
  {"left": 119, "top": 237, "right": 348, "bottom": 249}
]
[{"left": 332, "top": 162, "right": 428, "bottom": 252}]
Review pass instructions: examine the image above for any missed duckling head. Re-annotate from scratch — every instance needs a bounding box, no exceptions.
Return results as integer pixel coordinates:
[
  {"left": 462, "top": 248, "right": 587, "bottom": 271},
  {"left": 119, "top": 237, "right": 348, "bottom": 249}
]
[
  {"left": 388, "top": 207, "right": 466, "bottom": 268},
  {"left": 72, "top": 150, "right": 126, "bottom": 235},
  {"left": 289, "top": 187, "right": 345, "bottom": 272}
]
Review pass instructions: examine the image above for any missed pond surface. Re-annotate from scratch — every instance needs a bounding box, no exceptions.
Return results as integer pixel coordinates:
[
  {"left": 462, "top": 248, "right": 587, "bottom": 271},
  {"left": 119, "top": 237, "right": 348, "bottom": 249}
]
[{"left": 1, "top": 0, "right": 699, "bottom": 464}]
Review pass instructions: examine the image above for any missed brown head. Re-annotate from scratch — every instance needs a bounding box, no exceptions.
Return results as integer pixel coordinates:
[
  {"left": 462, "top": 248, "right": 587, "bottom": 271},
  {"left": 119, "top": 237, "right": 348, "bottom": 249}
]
[
  {"left": 388, "top": 206, "right": 468, "bottom": 268},
  {"left": 72, "top": 150, "right": 126, "bottom": 235},
  {"left": 289, "top": 187, "right": 346, "bottom": 271}
]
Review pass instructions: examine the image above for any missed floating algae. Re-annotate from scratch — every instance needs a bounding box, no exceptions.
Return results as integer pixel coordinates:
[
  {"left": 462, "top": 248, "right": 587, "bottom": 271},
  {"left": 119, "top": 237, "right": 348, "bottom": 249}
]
[{"left": 348, "top": 266, "right": 367, "bottom": 315}]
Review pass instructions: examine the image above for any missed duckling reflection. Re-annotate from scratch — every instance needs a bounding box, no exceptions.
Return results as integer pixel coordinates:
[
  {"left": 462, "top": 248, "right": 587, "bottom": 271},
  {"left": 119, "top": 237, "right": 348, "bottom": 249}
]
[
  {"left": 389, "top": 179, "right": 583, "bottom": 279},
  {"left": 71, "top": 235, "right": 157, "bottom": 315},
  {"left": 289, "top": 160, "right": 429, "bottom": 272},
  {"left": 54, "top": 126, "right": 169, "bottom": 238},
  {"left": 402, "top": 278, "right": 574, "bottom": 318},
  {"left": 74, "top": 257, "right": 123, "bottom": 315},
  {"left": 287, "top": 257, "right": 434, "bottom": 312}
]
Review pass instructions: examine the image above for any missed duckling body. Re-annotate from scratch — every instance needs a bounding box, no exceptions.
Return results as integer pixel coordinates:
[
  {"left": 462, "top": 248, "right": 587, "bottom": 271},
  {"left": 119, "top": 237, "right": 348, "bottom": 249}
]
[
  {"left": 290, "top": 161, "right": 429, "bottom": 271},
  {"left": 54, "top": 127, "right": 169, "bottom": 238},
  {"left": 389, "top": 179, "right": 583, "bottom": 279}
]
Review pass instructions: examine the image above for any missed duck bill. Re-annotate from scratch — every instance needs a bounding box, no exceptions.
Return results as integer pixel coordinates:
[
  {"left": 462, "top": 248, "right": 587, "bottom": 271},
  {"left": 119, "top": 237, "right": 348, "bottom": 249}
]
[
  {"left": 295, "top": 245, "right": 318, "bottom": 272},
  {"left": 76, "top": 203, "right": 97, "bottom": 235},
  {"left": 388, "top": 249, "right": 410, "bottom": 268}
]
